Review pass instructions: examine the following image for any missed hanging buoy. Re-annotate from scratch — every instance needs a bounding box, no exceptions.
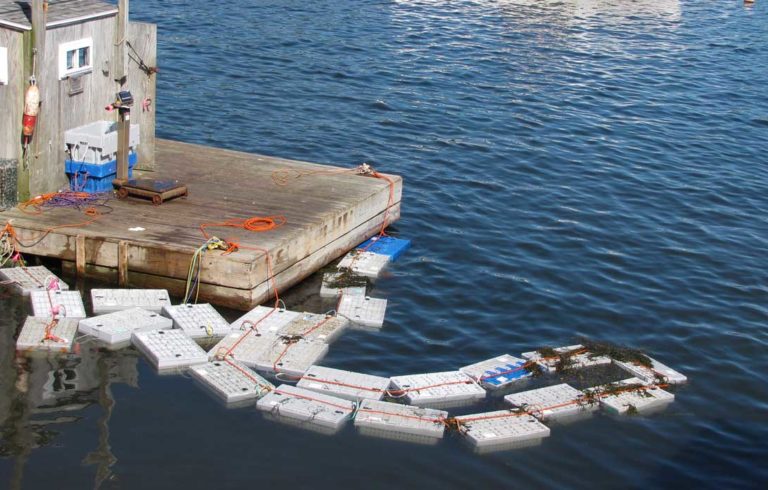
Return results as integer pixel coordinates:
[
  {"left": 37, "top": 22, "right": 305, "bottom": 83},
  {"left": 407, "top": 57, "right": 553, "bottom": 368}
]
[{"left": 22, "top": 79, "right": 40, "bottom": 142}]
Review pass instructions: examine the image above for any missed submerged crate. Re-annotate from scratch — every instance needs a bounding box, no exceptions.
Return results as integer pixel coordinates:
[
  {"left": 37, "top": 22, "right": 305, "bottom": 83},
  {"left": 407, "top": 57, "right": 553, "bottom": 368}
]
[
  {"left": 230, "top": 305, "right": 301, "bottom": 333},
  {"left": 90, "top": 288, "right": 171, "bottom": 314},
  {"left": 389, "top": 371, "right": 486, "bottom": 409},
  {"left": 30, "top": 290, "right": 86, "bottom": 318},
  {"left": 613, "top": 357, "right": 687, "bottom": 385},
  {"left": 460, "top": 354, "right": 532, "bottom": 390},
  {"left": 521, "top": 344, "right": 612, "bottom": 373},
  {"left": 588, "top": 377, "right": 675, "bottom": 415},
  {"left": 279, "top": 313, "right": 349, "bottom": 344},
  {"left": 162, "top": 303, "right": 231, "bottom": 340},
  {"left": 0, "top": 266, "right": 69, "bottom": 296},
  {"left": 66, "top": 152, "right": 137, "bottom": 193},
  {"left": 338, "top": 251, "right": 389, "bottom": 278},
  {"left": 256, "top": 384, "right": 355, "bottom": 434},
  {"left": 132, "top": 329, "right": 208, "bottom": 372},
  {"left": 504, "top": 383, "right": 598, "bottom": 422},
  {"left": 319, "top": 272, "right": 366, "bottom": 298},
  {"left": 297, "top": 365, "right": 390, "bottom": 402},
  {"left": 254, "top": 338, "right": 329, "bottom": 378},
  {"left": 207, "top": 330, "right": 278, "bottom": 365},
  {"left": 16, "top": 317, "right": 79, "bottom": 353},
  {"left": 356, "top": 235, "right": 411, "bottom": 261},
  {"left": 453, "top": 410, "right": 550, "bottom": 453},
  {"left": 78, "top": 307, "right": 173, "bottom": 347},
  {"left": 337, "top": 295, "right": 387, "bottom": 329},
  {"left": 189, "top": 360, "right": 274, "bottom": 406},
  {"left": 354, "top": 399, "right": 447, "bottom": 444}
]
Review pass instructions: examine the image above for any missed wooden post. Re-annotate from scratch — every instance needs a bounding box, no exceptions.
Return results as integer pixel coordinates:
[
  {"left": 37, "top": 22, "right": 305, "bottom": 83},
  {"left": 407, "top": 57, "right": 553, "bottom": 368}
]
[
  {"left": 115, "top": 108, "right": 130, "bottom": 182},
  {"left": 118, "top": 241, "right": 129, "bottom": 286},
  {"left": 114, "top": 0, "right": 129, "bottom": 83},
  {"left": 31, "top": 1, "right": 46, "bottom": 81},
  {"left": 75, "top": 235, "right": 86, "bottom": 277}
]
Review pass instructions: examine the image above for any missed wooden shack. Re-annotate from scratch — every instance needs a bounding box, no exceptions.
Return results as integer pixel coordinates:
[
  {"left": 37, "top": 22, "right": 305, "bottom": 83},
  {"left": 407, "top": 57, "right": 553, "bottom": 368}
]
[
  {"left": 0, "top": 0, "right": 156, "bottom": 200},
  {"left": 0, "top": 1, "right": 403, "bottom": 310}
]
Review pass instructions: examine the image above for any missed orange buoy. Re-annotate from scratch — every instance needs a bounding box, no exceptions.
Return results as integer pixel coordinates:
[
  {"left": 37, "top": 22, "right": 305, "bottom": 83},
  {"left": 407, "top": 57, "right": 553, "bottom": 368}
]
[{"left": 22, "top": 82, "right": 40, "bottom": 140}]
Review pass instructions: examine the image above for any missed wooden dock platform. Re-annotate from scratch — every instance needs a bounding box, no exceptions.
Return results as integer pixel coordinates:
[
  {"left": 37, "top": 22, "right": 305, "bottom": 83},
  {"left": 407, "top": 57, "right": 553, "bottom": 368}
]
[{"left": 0, "top": 139, "right": 402, "bottom": 310}]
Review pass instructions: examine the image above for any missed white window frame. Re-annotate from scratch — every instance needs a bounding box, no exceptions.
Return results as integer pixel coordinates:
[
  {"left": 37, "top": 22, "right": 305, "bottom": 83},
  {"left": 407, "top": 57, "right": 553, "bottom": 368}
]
[
  {"left": 0, "top": 47, "right": 8, "bottom": 85},
  {"left": 58, "top": 38, "right": 93, "bottom": 79}
]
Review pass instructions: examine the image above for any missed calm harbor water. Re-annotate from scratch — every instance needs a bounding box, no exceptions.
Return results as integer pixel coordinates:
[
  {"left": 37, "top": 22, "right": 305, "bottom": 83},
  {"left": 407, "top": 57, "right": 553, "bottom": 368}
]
[{"left": 2, "top": 0, "right": 768, "bottom": 488}]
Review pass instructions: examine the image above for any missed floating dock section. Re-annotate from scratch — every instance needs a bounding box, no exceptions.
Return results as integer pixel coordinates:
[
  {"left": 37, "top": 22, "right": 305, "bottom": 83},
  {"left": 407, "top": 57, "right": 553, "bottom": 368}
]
[{"left": 0, "top": 139, "right": 402, "bottom": 310}]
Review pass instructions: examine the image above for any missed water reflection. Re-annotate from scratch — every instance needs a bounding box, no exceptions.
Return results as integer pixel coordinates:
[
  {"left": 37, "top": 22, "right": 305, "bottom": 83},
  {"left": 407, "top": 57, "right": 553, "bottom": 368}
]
[{"left": 0, "top": 294, "right": 139, "bottom": 489}]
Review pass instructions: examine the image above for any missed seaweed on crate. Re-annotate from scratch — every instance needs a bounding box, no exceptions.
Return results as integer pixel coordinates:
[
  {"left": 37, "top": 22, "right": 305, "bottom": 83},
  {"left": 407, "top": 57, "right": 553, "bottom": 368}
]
[
  {"left": 325, "top": 267, "right": 370, "bottom": 289},
  {"left": 579, "top": 339, "right": 653, "bottom": 368},
  {"left": 581, "top": 381, "right": 650, "bottom": 406}
]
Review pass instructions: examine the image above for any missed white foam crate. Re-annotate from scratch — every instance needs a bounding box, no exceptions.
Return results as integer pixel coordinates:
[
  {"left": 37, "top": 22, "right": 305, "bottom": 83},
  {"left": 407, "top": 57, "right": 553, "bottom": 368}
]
[
  {"left": 588, "top": 377, "right": 675, "bottom": 415},
  {"left": 279, "top": 313, "right": 349, "bottom": 344},
  {"left": 337, "top": 295, "right": 387, "bottom": 329},
  {"left": 354, "top": 399, "right": 447, "bottom": 444},
  {"left": 256, "top": 384, "right": 355, "bottom": 433},
  {"left": 78, "top": 307, "right": 173, "bottom": 347},
  {"left": 207, "top": 330, "right": 278, "bottom": 365},
  {"left": 297, "top": 365, "right": 390, "bottom": 401},
  {"left": 389, "top": 371, "right": 486, "bottom": 409},
  {"left": 504, "top": 383, "right": 598, "bottom": 422},
  {"left": 460, "top": 354, "right": 532, "bottom": 390},
  {"left": 319, "top": 272, "right": 366, "bottom": 298},
  {"left": 64, "top": 120, "right": 139, "bottom": 163},
  {"left": 30, "top": 290, "right": 86, "bottom": 318},
  {"left": 453, "top": 410, "right": 550, "bottom": 452},
  {"left": 90, "top": 288, "right": 171, "bottom": 314},
  {"left": 189, "top": 360, "right": 274, "bottom": 405},
  {"left": 254, "top": 338, "right": 329, "bottom": 377},
  {"left": 131, "top": 329, "right": 208, "bottom": 372},
  {"left": 613, "top": 357, "right": 687, "bottom": 385},
  {"left": 16, "top": 317, "right": 79, "bottom": 353},
  {"left": 230, "top": 306, "right": 301, "bottom": 333},
  {"left": 0, "top": 266, "right": 69, "bottom": 296},
  {"left": 338, "top": 251, "right": 389, "bottom": 278},
  {"left": 162, "top": 303, "right": 231, "bottom": 340},
  {"left": 521, "top": 344, "right": 612, "bottom": 373}
]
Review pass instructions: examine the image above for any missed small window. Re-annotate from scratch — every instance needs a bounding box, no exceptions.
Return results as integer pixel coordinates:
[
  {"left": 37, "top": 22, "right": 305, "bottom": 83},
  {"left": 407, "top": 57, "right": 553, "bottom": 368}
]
[
  {"left": 0, "top": 47, "right": 8, "bottom": 85},
  {"left": 58, "top": 38, "right": 93, "bottom": 79}
]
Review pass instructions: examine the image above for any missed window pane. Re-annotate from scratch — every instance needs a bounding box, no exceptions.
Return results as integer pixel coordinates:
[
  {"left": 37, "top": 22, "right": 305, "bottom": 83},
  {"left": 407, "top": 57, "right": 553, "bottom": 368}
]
[
  {"left": 67, "top": 50, "right": 75, "bottom": 70},
  {"left": 79, "top": 47, "right": 89, "bottom": 68}
]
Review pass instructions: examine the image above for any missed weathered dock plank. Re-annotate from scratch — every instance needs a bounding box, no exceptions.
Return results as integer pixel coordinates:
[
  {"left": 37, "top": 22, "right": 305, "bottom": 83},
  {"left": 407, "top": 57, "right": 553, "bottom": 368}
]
[{"left": 1, "top": 139, "right": 402, "bottom": 309}]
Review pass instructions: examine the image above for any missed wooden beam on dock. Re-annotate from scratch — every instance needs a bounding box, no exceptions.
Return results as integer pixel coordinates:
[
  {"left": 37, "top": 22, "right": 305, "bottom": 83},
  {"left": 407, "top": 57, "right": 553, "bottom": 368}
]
[
  {"left": 75, "top": 235, "right": 86, "bottom": 277},
  {"left": 118, "top": 241, "right": 129, "bottom": 286}
]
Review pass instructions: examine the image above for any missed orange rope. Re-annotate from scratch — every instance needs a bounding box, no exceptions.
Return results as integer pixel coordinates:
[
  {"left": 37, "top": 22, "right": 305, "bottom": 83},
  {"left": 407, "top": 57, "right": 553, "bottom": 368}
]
[
  {"left": 200, "top": 216, "right": 286, "bottom": 239},
  {"left": 448, "top": 383, "right": 671, "bottom": 427},
  {"left": 42, "top": 318, "right": 64, "bottom": 343},
  {"left": 356, "top": 407, "right": 446, "bottom": 425},
  {"left": 222, "top": 357, "right": 273, "bottom": 393},
  {"left": 272, "top": 388, "right": 355, "bottom": 412}
]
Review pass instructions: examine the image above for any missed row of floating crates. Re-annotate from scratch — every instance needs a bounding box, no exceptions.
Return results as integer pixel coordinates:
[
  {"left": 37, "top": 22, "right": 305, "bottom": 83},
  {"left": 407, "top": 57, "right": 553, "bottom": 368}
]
[{"left": 5, "top": 238, "right": 686, "bottom": 453}]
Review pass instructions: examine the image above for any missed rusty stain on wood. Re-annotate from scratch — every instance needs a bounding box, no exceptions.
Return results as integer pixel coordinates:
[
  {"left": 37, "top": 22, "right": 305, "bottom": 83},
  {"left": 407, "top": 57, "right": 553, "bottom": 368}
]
[{"left": 118, "top": 240, "right": 128, "bottom": 285}]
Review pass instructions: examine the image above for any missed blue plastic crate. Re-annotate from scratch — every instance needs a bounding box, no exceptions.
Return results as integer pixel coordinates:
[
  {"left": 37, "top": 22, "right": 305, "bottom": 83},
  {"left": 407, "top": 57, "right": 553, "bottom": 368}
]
[
  {"left": 481, "top": 360, "right": 532, "bottom": 388},
  {"left": 65, "top": 152, "right": 137, "bottom": 178},
  {"left": 355, "top": 235, "right": 411, "bottom": 261},
  {"left": 66, "top": 153, "right": 137, "bottom": 193}
]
